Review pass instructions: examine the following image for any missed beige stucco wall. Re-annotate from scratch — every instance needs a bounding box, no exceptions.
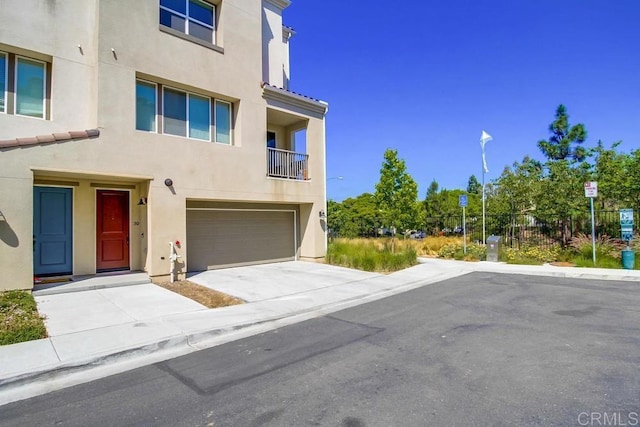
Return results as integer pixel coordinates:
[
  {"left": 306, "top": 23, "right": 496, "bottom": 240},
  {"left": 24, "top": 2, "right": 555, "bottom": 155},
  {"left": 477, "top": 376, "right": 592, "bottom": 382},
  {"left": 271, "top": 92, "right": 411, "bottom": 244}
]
[{"left": 0, "top": 0, "right": 327, "bottom": 291}]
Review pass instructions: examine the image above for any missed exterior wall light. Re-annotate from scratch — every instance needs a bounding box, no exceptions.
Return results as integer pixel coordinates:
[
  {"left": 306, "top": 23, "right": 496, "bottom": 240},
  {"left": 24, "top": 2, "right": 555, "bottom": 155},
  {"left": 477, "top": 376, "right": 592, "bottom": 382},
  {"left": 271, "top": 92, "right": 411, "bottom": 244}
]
[
  {"left": 164, "top": 178, "right": 173, "bottom": 187},
  {"left": 319, "top": 210, "right": 327, "bottom": 219},
  {"left": 137, "top": 197, "right": 147, "bottom": 206}
]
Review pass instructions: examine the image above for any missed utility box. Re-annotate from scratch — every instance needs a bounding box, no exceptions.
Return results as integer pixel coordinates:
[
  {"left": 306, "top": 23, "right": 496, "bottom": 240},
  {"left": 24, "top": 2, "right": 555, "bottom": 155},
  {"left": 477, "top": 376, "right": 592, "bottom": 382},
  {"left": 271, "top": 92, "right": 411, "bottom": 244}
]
[
  {"left": 622, "top": 249, "right": 635, "bottom": 270},
  {"left": 486, "top": 235, "right": 502, "bottom": 262}
]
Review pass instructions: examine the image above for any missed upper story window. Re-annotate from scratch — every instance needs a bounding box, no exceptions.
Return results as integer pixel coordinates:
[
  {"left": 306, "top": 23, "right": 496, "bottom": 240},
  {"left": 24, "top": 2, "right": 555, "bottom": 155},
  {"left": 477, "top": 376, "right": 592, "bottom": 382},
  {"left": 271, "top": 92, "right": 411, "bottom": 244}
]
[
  {"left": 0, "top": 51, "right": 49, "bottom": 119},
  {"left": 160, "top": 0, "right": 216, "bottom": 44},
  {"left": 136, "top": 79, "right": 232, "bottom": 145},
  {"left": 16, "top": 57, "right": 46, "bottom": 118},
  {"left": 0, "top": 53, "right": 6, "bottom": 113}
]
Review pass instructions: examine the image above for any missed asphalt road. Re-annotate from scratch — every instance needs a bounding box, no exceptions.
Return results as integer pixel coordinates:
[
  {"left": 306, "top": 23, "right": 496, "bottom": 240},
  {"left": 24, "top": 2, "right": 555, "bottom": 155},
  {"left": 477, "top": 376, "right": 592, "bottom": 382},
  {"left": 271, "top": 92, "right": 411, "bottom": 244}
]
[{"left": 1, "top": 272, "right": 639, "bottom": 426}]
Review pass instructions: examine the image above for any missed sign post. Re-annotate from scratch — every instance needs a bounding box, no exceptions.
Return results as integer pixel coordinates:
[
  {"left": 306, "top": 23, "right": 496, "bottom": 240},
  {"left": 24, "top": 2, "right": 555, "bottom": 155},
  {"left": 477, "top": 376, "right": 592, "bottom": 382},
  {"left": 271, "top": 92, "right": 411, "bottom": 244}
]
[
  {"left": 584, "top": 182, "right": 598, "bottom": 264},
  {"left": 459, "top": 194, "right": 468, "bottom": 254}
]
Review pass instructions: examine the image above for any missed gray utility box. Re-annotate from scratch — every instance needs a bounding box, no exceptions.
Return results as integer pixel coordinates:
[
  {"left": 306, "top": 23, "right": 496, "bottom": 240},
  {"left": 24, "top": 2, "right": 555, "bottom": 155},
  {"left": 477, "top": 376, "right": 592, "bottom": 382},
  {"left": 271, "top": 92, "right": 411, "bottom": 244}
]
[{"left": 486, "top": 235, "right": 502, "bottom": 262}]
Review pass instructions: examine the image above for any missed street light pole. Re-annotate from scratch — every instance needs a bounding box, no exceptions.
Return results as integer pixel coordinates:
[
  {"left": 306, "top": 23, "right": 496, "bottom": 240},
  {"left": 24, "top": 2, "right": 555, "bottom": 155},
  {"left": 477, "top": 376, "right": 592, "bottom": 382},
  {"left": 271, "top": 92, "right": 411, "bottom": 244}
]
[
  {"left": 482, "top": 164, "right": 486, "bottom": 245},
  {"left": 480, "top": 130, "right": 492, "bottom": 245}
]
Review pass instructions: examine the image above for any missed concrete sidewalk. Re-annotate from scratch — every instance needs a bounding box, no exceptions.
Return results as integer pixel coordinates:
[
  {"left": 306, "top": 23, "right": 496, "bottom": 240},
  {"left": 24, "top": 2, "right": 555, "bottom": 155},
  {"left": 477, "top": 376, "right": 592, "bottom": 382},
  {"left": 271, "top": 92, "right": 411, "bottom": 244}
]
[{"left": 1, "top": 259, "right": 639, "bottom": 405}]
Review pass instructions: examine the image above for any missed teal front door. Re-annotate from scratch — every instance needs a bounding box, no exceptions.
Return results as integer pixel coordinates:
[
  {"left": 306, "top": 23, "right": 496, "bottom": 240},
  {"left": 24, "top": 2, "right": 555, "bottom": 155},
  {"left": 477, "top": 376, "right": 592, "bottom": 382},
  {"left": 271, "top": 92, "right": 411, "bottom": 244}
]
[{"left": 33, "top": 187, "right": 73, "bottom": 276}]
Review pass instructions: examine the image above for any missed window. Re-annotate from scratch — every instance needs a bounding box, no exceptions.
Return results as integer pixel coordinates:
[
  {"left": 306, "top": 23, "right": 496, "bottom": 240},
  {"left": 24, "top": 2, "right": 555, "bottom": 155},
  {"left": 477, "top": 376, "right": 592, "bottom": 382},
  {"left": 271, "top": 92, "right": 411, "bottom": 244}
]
[
  {"left": 0, "top": 53, "right": 6, "bottom": 113},
  {"left": 160, "top": 0, "right": 215, "bottom": 44},
  {"left": 189, "top": 94, "right": 210, "bottom": 140},
  {"left": 267, "top": 131, "right": 276, "bottom": 149},
  {"left": 15, "top": 58, "right": 45, "bottom": 118},
  {"left": 163, "top": 87, "right": 187, "bottom": 137},
  {"left": 136, "top": 80, "right": 156, "bottom": 132},
  {"left": 215, "top": 100, "right": 231, "bottom": 144},
  {"left": 136, "top": 78, "right": 232, "bottom": 144},
  {"left": 0, "top": 51, "right": 48, "bottom": 119}
]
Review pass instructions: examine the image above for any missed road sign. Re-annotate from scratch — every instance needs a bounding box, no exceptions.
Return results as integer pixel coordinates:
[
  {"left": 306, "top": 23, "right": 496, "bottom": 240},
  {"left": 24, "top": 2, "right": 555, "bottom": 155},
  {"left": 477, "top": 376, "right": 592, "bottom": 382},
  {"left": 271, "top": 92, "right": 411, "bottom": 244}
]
[
  {"left": 584, "top": 181, "right": 598, "bottom": 198},
  {"left": 620, "top": 209, "right": 634, "bottom": 241},
  {"left": 620, "top": 209, "right": 634, "bottom": 226},
  {"left": 459, "top": 195, "right": 468, "bottom": 207}
]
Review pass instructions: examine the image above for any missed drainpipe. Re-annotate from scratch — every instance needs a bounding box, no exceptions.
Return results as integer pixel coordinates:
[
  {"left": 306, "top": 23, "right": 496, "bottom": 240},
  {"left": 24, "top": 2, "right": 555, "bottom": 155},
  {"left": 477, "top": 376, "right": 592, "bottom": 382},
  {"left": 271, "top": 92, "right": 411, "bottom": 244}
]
[{"left": 169, "top": 241, "right": 181, "bottom": 283}]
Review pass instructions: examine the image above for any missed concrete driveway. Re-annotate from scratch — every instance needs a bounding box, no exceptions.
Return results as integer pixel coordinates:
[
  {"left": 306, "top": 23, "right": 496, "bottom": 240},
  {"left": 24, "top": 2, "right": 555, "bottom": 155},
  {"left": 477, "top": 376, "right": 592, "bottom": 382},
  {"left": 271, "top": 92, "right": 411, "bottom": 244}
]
[{"left": 188, "top": 261, "right": 381, "bottom": 302}]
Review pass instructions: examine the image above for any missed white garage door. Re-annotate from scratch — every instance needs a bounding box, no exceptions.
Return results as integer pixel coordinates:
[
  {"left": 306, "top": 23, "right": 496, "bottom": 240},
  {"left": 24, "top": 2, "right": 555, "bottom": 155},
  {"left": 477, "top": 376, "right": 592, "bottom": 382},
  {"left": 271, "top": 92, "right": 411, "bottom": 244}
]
[{"left": 186, "top": 209, "right": 296, "bottom": 271}]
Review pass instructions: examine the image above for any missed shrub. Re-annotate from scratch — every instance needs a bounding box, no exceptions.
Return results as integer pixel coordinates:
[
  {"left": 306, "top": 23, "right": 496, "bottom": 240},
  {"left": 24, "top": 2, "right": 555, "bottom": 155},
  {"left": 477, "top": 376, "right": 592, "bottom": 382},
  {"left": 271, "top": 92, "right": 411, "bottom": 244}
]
[
  {"left": 569, "top": 233, "right": 622, "bottom": 259},
  {"left": 437, "top": 242, "right": 486, "bottom": 261},
  {"left": 326, "top": 239, "right": 417, "bottom": 272},
  {"left": 504, "top": 244, "right": 561, "bottom": 265}
]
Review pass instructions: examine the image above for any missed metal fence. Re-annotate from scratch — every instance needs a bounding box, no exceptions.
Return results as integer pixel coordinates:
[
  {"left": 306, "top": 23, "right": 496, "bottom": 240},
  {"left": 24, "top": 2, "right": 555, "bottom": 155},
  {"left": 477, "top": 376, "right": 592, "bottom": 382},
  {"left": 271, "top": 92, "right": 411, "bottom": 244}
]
[
  {"left": 267, "top": 148, "right": 309, "bottom": 180},
  {"left": 425, "top": 210, "right": 639, "bottom": 249}
]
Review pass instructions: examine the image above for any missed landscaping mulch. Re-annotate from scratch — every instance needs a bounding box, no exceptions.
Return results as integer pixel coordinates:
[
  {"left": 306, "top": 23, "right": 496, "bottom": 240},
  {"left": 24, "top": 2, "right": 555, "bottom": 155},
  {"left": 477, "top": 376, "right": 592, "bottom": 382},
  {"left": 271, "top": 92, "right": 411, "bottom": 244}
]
[
  {"left": 154, "top": 280, "right": 244, "bottom": 309},
  {"left": 549, "top": 261, "right": 577, "bottom": 267}
]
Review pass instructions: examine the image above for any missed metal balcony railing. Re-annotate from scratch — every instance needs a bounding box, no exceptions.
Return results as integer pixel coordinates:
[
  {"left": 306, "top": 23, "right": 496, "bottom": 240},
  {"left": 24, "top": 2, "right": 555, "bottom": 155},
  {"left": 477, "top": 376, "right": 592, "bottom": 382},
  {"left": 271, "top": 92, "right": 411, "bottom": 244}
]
[{"left": 267, "top": 147, "right": 309, "bottom": 180}]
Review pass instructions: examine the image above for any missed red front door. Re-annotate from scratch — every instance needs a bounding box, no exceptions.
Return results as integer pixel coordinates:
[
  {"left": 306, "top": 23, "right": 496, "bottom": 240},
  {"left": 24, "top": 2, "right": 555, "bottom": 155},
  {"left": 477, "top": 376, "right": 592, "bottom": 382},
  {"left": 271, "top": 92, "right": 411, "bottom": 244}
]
[{"left": 96, "top": 190, "right": 130, "bottom": 271}]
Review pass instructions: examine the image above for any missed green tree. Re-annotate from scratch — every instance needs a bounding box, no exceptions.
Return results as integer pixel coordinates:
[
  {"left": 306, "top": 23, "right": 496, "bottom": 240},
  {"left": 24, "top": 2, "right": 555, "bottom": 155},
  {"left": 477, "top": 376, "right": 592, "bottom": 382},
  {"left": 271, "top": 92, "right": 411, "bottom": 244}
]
[
  {"left": 341, "top": 193, "right": 378, "bottom": 237},
  {"left": 326, "top": 199, "right": 345, "bottom": 238},
  {"left": 491, "top": 156, "right": 544, "bottom": 243},
  {"left": 537, "top": 104, "right": 588, "bottom": 161},
  {"left": 467, "top": 175, "right": 481, "bottom": 195},
  {"left": 374, "top": 149, "right": 421, "bottom": 250},
  {"left": 593, "top": 142, "right": 640, "bottom": 209},
  {"left": 535, "top": 105, "right": 592, "bottom": 245},
  {"left": 492, "top": 156, "right": 543, "bottom": 216}
]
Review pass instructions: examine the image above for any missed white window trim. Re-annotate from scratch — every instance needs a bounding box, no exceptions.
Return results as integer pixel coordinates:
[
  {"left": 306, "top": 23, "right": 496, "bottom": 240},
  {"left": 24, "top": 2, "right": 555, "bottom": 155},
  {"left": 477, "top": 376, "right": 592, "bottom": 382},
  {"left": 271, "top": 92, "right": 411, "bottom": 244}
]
[
  {"left": 0, "top": 51, "right": 6, "bottom": 114},
  {"left": 14, "top": 55, "right": 47, "bottom": 119},
  {"left": 214, "top": 99, "right": 232, "bottom": 145},
  {"left": 160, "top": 0, "right": 216, "bottom": 44},
  {"left": 136, "top": 79, "right": 158, "bottom": 133}
]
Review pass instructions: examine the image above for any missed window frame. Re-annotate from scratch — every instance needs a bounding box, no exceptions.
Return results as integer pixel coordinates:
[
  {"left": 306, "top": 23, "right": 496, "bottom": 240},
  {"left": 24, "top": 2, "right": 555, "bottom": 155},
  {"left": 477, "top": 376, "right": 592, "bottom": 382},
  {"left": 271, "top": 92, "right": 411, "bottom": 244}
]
[
  {"left": 14, "top": 55, "right": 47, "bottom": 119},
  {"left": 160, "top": 0, "right": 216, "bottom": 45},
  {"left": 0, "top": 52, "right": 6, "bottom": 114}
]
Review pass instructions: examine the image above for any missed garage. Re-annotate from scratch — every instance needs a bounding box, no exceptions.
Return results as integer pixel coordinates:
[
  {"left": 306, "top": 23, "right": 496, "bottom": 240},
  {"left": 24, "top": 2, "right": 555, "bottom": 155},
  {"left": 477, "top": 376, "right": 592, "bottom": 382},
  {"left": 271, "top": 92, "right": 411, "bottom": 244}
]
[{"left": 186, "top": 208, "right": 297, "bottom": 271}]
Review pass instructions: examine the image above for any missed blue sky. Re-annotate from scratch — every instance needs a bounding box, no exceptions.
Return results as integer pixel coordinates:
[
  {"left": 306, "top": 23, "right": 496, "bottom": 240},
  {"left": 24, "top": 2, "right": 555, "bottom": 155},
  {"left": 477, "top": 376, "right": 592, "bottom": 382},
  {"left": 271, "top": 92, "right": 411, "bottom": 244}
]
[{"left": 285, "top": 1, "right": 640, "bottom": 201}]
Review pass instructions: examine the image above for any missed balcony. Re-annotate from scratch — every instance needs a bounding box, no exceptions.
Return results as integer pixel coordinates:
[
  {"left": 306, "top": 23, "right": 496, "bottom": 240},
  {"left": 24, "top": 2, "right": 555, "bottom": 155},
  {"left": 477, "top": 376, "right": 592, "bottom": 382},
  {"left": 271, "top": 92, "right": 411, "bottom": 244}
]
[{"left": 267, "top": 147, "right": 309, "bottom": 181}]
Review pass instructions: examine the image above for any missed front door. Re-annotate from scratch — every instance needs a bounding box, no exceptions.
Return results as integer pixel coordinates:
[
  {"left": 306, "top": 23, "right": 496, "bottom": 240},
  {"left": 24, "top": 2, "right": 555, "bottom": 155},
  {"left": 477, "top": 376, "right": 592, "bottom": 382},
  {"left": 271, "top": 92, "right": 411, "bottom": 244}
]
[
  {"left": 33, "top": 187, "right": 73, "bottom": 276},
  {"left": 96, "top": 190, "right": 130, "bottom": 272}
]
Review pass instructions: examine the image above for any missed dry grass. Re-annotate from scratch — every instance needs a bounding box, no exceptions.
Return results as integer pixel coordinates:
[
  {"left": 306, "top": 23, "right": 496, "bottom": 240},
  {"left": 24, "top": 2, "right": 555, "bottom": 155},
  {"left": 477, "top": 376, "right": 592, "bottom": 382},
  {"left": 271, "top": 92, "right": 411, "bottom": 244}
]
[
  {"left": 413, "top": 236, "right": 465, "bottom": 256},
  {"left": 154, "top": 280, "right": 244, "bottom": 309},
  {"left": 335, "top": 236, "right": 464, "bottom": 257}
]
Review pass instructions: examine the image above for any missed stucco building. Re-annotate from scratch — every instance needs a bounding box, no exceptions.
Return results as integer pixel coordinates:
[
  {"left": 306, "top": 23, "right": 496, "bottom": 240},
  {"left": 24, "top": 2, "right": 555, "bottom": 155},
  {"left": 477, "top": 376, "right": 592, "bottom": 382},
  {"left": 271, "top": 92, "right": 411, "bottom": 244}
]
[{"left": 0, "top": 0, "right": 328, "bottom": 291}]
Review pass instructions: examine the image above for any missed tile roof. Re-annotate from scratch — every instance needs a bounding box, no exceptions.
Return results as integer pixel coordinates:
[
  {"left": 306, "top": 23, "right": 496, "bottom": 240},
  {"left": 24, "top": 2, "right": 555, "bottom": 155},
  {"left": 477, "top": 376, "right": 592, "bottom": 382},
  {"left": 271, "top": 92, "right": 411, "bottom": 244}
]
[
  {"left": 261, "top": 82, "right": 323, "bottom": 103},
  {"left": 0, "top": 129, "right": 100, "bottom": 150}
]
